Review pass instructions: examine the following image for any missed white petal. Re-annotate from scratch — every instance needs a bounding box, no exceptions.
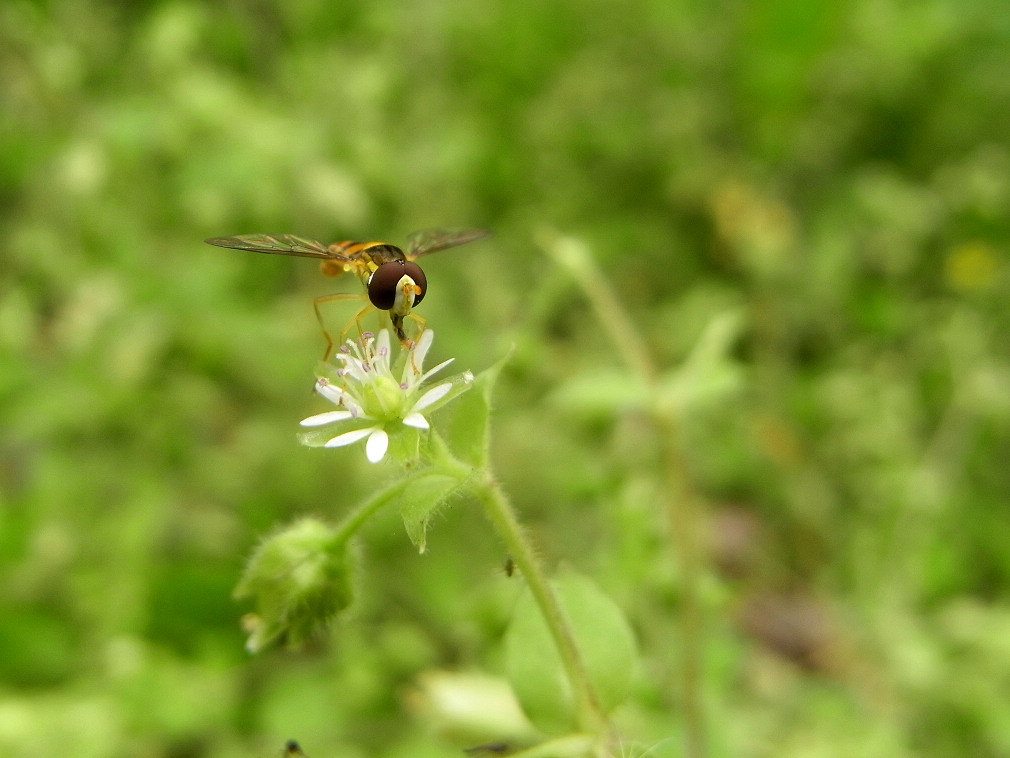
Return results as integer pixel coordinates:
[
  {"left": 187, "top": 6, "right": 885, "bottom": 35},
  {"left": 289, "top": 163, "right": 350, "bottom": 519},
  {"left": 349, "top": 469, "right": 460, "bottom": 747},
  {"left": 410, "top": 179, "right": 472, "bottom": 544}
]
[
  {"left": 402, "top": 412, "right": 429, "bottom": 429},
  {"left": 300, "top": 410, "right": 354, "bottom": 427},
  {"left": 343, "top": 358, "right": 370, "bottom": 383},
  {"left": 411, "top": 382, "right": 451, "bottom": 412},
  {"left": 312, "top": 383, "right": 369, "bottom": 419},
  {"left": 343, "top": 392, "right": 369, "bottom": 416},
  {"left": 315, "top": 380, "right": 347, "bottom": 405},
  {"left": 365, "top": 429, "right": 389, "bottom": 462},
  {"left": 412, "top": 329, "right": 434, "bottom": 370},
  {"left": 371, "top": 338, "right": 391, "bottom": 377},
  {"left": 421, "top": 357, "right": 454, "bottom": 383},
  {"left": 323, "top": 427, "right": 374, "bottom": 448}
]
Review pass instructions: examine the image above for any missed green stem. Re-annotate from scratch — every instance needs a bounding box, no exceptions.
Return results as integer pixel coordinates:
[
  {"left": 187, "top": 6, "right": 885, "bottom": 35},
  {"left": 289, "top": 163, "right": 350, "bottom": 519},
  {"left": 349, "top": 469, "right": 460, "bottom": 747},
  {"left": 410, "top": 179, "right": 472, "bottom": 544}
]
[
  {"left": 471, "top": 471, "right": 610, "bottom": 735},
  {"left": 540, "top": 229, "right": 707, "bottom": 758},
  {"left": 330, "top": 477, "right": 411, "bottom": 547},
  {"left": 535, "top": 228, "right": 657, "bottom": 384},
  {"left": 655, "top": 410, "right": 706, "bottom": 758}
]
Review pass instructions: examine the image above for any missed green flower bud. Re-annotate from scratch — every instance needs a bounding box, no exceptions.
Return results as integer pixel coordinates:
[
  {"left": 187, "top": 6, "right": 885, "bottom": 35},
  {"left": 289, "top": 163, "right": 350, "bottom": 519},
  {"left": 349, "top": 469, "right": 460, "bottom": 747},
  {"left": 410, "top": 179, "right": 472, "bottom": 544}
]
[{"left": 234, "top": 518, "right": 354, "bottom": 652}]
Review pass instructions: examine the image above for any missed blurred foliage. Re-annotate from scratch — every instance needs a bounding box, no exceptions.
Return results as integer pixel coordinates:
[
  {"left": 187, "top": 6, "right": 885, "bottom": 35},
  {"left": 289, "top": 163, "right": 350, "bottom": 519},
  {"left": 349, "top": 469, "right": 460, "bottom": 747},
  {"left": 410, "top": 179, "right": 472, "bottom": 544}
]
[{"left": 1, "top": 0, "right": 1009, "bottom": 756}]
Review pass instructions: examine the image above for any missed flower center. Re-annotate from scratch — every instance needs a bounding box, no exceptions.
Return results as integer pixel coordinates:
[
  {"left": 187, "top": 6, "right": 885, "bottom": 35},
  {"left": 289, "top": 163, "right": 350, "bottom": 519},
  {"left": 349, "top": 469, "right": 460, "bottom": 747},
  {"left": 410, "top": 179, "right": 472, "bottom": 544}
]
[{"left": 362, "top": 373, "right": 407, "bottom": 419}]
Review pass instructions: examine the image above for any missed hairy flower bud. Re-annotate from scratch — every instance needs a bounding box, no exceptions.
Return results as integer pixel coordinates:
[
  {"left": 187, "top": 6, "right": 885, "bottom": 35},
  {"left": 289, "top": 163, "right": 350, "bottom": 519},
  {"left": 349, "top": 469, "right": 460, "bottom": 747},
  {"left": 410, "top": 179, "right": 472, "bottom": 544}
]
[{"left": 234, "top": 518, "right": 354, "bottom": 652}]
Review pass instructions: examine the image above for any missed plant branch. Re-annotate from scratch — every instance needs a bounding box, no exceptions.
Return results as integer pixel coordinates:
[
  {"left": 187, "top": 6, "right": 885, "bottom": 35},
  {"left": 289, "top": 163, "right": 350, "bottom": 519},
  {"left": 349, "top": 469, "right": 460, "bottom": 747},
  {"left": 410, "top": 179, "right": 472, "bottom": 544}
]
[
  {"left": 539, "top": 229, "right": 707, "bottom": 758},
  {"left": 330, "top": 477, "right": 411, "bottom": 547},
  {"left": 471, "top": 472, "right": 611, "bottom": 735}
]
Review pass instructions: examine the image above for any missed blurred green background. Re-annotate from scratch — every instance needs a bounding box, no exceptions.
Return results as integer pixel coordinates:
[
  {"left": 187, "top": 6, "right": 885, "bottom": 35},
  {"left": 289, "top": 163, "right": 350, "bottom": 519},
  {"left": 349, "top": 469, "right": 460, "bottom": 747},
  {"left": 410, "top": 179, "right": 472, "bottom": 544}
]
[{"left": 2, "top": 0, "right": 1009, "bottom": 756}]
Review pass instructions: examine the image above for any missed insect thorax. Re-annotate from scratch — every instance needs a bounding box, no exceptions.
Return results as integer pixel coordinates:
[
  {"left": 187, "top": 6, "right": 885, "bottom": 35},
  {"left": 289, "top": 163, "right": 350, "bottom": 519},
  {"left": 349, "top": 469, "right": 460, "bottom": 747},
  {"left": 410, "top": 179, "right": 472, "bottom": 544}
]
[
  {"left": 361, "top": 243, "right": 407, "bottom": 265},
  {"left": 318, "top": 243, "right": 406, "bottom": 280}
]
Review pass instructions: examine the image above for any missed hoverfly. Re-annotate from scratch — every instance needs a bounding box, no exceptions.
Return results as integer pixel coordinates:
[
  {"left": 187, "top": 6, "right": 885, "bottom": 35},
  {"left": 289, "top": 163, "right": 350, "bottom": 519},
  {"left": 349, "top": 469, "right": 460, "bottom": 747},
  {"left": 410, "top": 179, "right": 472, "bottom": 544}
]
[{"left": 204, "top": 228, "right": 489, "bottom": 354}]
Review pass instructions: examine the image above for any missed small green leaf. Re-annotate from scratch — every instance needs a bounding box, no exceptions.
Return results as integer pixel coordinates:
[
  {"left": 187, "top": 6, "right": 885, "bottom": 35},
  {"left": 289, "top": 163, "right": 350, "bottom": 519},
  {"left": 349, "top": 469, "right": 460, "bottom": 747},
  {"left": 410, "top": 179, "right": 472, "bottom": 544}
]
[
  {"left": 549, "top": 367, "right": 648, "bottom": 419},
  {"left": 399, "top": 472, "right": 465, "bottom": 552},
  {"left": 658, "top": 310, "right": 745, "bottom": 414},
  {"left": 505, "top": 568, "right": 638, "bottom": 734},
  {"left": 385, "top": 424, "right": 422, "bottom": 463},
  {"left": 441, "top": 349, "right": 512, "bottom": 467}
]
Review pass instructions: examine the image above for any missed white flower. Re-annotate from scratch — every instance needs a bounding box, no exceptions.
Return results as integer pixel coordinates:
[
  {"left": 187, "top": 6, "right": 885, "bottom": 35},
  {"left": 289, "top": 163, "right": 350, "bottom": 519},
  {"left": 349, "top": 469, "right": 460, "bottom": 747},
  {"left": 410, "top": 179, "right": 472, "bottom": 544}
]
[{"left": 298, "top": 330, "right": 468, "bottom": 463}]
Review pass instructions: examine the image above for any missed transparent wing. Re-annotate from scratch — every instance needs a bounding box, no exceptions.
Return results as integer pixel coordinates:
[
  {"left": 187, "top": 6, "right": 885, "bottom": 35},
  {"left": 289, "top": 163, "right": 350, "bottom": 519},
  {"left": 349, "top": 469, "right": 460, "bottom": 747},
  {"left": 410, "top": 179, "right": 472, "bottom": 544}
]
[
  {"left": 405, "top": 228, "right": 490, "bottom": 259},
  {"left": 204, "top": 234, "right": 352, "bottom": 261}
]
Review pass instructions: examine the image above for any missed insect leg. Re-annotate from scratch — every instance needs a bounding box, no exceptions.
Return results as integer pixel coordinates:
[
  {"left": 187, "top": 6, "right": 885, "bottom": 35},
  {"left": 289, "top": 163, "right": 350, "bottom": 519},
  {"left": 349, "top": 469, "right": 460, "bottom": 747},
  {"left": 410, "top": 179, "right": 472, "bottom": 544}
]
[
  {"left": 397, "top": 312, "right": 428, "bottom": 371},
  {"left": 400, "top": 312, "right": 426, "bottom": 347},
  {"left": 312, "top": 292, "right": 370, "bottom": 361},
  {"left": 345, "top": 303, "right": 378, "bottom": 348}
]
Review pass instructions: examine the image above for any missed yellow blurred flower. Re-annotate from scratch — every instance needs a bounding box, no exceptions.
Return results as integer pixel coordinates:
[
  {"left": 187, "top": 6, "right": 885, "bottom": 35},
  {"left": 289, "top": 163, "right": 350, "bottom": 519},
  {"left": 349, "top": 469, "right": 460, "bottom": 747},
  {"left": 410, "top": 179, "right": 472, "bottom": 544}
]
[{"left": 945, "top": 241, "right": 1000, "bottom": 292}]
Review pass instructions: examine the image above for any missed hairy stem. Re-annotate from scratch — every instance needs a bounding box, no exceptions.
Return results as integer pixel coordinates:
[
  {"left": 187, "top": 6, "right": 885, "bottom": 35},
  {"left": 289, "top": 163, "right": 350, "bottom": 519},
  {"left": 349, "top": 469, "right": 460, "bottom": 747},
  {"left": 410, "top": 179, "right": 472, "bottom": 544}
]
[
  {"left": 471, "top": 472, "right": 610, "bottom": 735},
  {"left": 331, "top": 477, "right": 411, "bottom": 547}
]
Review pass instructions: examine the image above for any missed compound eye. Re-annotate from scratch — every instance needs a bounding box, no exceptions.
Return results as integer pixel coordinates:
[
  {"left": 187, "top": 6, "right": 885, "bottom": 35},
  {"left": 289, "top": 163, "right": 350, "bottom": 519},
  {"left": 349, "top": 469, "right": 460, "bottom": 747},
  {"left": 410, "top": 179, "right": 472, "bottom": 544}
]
[
  {"left": 367, "top": 261, "right": 428, "bottom": 310},
  {"left": 367, "top": 262, "right": 404, "bottom": 310},
  {"left": 403, "top": 261, "right": 427, "bottom": 305}
]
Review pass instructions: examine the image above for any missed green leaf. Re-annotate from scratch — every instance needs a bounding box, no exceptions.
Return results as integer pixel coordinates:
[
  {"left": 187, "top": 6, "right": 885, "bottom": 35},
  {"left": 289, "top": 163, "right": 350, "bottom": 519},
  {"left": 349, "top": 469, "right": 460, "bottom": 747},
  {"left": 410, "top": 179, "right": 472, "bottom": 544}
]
[
  {"left": 398, "top": 472, "right": 465, "bottom": 553},
  {"left": 549, "top": 367, "right": 648, "bottom": 419},
  {"left": 505, "top": 568, "right": 638, "bottom": 734},
  {"left": 440, "top": 348, "right": 512, "bottom": 468},
  {"left": 658, "top": 309, "right": 745, "bottom": 414}
]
